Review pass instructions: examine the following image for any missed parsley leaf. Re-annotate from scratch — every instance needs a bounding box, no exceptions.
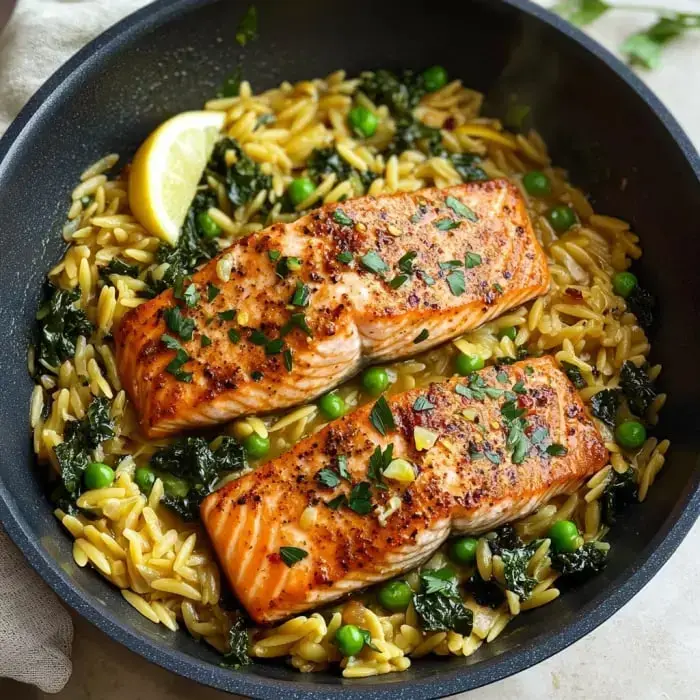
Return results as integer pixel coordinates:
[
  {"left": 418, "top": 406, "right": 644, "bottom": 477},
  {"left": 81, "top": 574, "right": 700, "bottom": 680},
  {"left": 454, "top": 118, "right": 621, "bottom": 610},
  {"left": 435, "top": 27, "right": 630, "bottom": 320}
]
[
  {"left": 207, "top": 283, "right": 220, "bottom": 302},
  {"left": 446, "top": 195, "right": 478, "bottom": 222},
  {"left": 360, "top": 251, "right": 389, "bottom": 275},
  {"left": 166, "top": 349, "right": 192, "bottom": 382},
  {"left": 368, "top": 444, "right": 393, "bottom": 483},
  {"left": 280, "top": 312, "right": 313, "bottom": 338},
  {"left": 348, "top": 482, "right": 372, "bottom": 514},
  {"left": 398, "top": 251, "right": 417, "bottom": 274},
  {"left": 369, "top": 396, "right": 396, "bottom": 436},
  {"left": 291, "top": 281, "right": 311, "bottom": 307},
  {"left": 326, "top": 494, "right": 347, "bottom": 510},
  {"left": 164, "top": 307, "right": 195, "bottom": 341},
  {"left": 333, "top": 209, "right": 354, "bottom": 226},
  {"left": 414, "top": 328, "right": 429, "bottom": 344},
  {"left": 413, "top": 396, "right": 435, "bottom": 412},
  {"left": 316, "top": 468, "right": 341, "bottom": 488},
  {"left": 546, "top": 443, "right": 568, "bottom": 456},
  {"left": 279, "top": 546, "right": 308, "bottom": 567},
  {"left": 446, "top": 269, "right": 466, "bottom": 296},
  {"left": 389, "top": 274, "right": 409, "bottom": 289},
  {"left": 434, "top": 217, "right": 460, "bottom": 231},
  {"left": 218, "top": 309, "right": 236, "bottom": 321},
  {"left": 201, "top": 334, "right": 212, "bottom": 347},
  {"left": 336, "top": 251, "right": 353, "bottom": 264},
  {"left": 268, "top": 250, "right": 281, "bottom": 262},
  {"left": 228, "top": 328, "right": 241, "bottom": 344},
  {"left": 465, "top": 252, "right": 482, "bottom": 269}
]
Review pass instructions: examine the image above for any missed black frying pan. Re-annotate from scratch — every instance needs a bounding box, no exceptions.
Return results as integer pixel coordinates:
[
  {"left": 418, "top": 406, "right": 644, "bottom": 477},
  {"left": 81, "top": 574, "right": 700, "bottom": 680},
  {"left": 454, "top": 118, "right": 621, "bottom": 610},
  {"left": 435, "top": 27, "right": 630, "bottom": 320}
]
[{"left": 1, "top": 1, "right": 699, "bottom": 697}]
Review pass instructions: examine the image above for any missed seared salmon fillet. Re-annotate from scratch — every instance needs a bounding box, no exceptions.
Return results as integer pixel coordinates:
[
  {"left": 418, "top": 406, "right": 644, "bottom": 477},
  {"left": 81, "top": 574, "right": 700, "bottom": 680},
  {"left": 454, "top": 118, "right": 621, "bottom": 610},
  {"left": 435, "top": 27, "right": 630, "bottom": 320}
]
[
  {"left": 201, "top": 356, "right": 607, "bottom": 625},
  {"left": 116, "top": 179, "right": 549, "bottom": 438}
]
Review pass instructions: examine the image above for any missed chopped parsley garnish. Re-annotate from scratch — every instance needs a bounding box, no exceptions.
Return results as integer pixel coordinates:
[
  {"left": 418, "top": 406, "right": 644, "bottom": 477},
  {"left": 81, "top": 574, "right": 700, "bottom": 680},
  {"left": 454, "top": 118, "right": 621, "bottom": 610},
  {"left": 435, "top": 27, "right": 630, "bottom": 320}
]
[
  {"left": 268, "top": 250, "right": 281, "bottom": 262},
  {"left": 484, "top": 450, "right": 502, "bottom": 465},
  {"left": 413, "top": 396, "right": 435, "bottom": 412},
  {"left": 465, "top": 252, "right": 482, "bottom": 269},
  {"left": 265, "top": 338, "right": 284, "bottom": 355},
  {"left": 276, "top": 256, "right": 302, "bottom": 278},
  {"left": 291, "top": 281, "right": 311, "bottom": 307},
  {"left": 348, "top": 482, "right": 372, "bottom": 515},
  {"left": 166, "top": 349, "right": 192, "bottom": 383},
  {"left": 283, "top": 348, "right": 293, "bottom": 372},
  {"left": 398, "top": 251, "right": 417, "bottom": 273},
  {"left": 525, "top": 365, "right": 534, "bottom": 376},
  {"left": 493, "top": 283, "right": 504, "bottom": 294},
  {"left": 201, "top": 334, "right": 212, "bottom": 347},
  {"left": 174, "top": 281, "right": 199, "bottom": 308},
  {"left": 417, "top": 270, "right": 435, "bottom": 286},
  {"left": 207, "top": 283, "right": 220, "bottom": 302},
  {"left": 316, "top": 468, "right": 341, "bottom": 488},
  {"left": 410, "top": 204, "right": 428, "bottom": 224},
  {"left": 512, "top": 380, "right": 526, "bottom": 394},
  {"left": 496, "top": 371, "right": 509, "bottom": 384},
  {"left": 279, "top": 546, "right": 307, "bottom": 567},
  {"left": 280, "top": 312, "right": 313, "bottom": 337},
  {"left": 228, "top": 328, "right": 241, "bottom": 344},
  {"left": 336, "top": 251, "right": 353, "bottom": 264},
  {"left": 164, "top": 307, "right": 195, "bottom": 341},
  {"left": 218, "top": 309, "right": 236, "bottom": 321},
  {"left": 434, "top": 217, "right": 460, "bottom": 231},
  {"left": 161, "top": 333, "right": 184, "bottom": 351},
  {"left": 326, "top": 494, "right": 347, "bottom": 510},
  {"left": 389, "top": 274, "right": 409, "bottom": 289},
  {"left": 445, "top": 195, "right": 479, "bottom": 222},
  {"left": 369, "top": 396, "right": 395, "bottom": 436},
  {"left": 438, "top": 260, "right": 463, "bottom": 271},
  {"left": 249, "top": 329, "right": 269, "bottom": 346},
  {"left": 251, "top": 370, "right": 264, "bottom": 381},
  {"left": 360, "top": 251, "right": 389, "bottom": 275},
  {"left": 546, "top": 443, "right": 568, "bottom": 457},
  {"left": 501, "top": 400, "right": 530, "bottom": 464},
  {"left": 414, "top": 328, "right": 430, "bottom": 343},
  {"left": 446, "top": 269, "right": 466, "bottom": 296},
  {"left": 337, "top": 455, "right": 350, "bottom": 479},
  {"left": 332, "top": 209, "right": 354, "bottom": 226},
  {"left": 368, "top": 444, "right": 393, "bottom": 484}
]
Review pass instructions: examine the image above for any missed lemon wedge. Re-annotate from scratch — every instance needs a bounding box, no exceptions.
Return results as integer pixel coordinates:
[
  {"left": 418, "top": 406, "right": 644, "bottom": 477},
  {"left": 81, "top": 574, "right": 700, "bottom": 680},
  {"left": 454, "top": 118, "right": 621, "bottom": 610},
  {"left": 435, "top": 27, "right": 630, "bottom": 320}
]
[{"left": 129, "top": 110, "right": 226, "bottom": 245}]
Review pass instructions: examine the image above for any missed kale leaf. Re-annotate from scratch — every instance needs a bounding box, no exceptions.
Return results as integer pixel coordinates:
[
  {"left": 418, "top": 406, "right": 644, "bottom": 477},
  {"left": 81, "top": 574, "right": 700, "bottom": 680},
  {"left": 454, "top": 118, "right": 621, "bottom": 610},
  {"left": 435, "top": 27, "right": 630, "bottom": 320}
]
[
  {"left": 388, "top": 116, "right": 442, "bottom": 156},
  {"left": 561, "top": 361, "right": 586, "bottom": 389},
  {"left": 99, "top": 258, "right": 140, "bottom": 283},
  {"left": 551, "top": 542, "right": 608, "bottom": 578},
  {"left": 413, "top": 593, "right": 473, "bottom": 635},
  {"left": 150, "top": 437, "right": 247, "bottom": 521},
  {"left": 221, "top": 615, "right": 251, "bottom": 668},
  {"left": 487, "top": 524, "right": 523, "bottom": 555},
  {"left": 210, "top": 137, "right": 272, "bottom": 209},
  {"left": 307, "top": 147, "right": 376, "bottom": 193},
  {"left": 413, "top": 566, "right": 473, "bottom": 634},
  {"left": 619, "top": 360, "right": 656, "bottom": 417},
  {"left": 359, "top": 69, "right": 426, "bottom": 117},
  {"left": 601, "top": 468, "right": 638, "bottom": 526},
  {"left": 590, "top": 389, "right": 621, "bottom": 429},
  {"left": 54, "top": 397, "right": 115, "bottom": 501},
  {"left": 500, "top": 545, "right": 538, "bottom": 600},
  {"left": 36, "top": 286, "right": 93, "bottom": 368},
  {"left": 449, "top": 153, "right": 488, "bottom": 182},
  {"left": 464, "top": 574, "right": 505, "bottom": 609},
  {"left": 627, "top": 284, "right": 654, "bottom": 329}
]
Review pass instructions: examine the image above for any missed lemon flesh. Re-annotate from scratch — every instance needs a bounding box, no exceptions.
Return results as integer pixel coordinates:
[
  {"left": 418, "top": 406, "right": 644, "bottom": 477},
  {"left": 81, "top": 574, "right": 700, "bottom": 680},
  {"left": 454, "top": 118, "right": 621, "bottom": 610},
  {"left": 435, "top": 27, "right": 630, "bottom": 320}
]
[{"left": 129, "top": 110, "right": 226, "bottom": 246}]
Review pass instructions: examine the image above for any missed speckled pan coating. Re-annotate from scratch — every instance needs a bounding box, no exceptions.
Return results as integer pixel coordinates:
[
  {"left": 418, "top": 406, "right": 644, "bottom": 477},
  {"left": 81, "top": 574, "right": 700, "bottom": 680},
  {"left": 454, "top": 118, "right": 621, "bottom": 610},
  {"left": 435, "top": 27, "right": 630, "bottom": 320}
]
[{"left": 0, "top": 0, "right": 699, "bottom": 698}]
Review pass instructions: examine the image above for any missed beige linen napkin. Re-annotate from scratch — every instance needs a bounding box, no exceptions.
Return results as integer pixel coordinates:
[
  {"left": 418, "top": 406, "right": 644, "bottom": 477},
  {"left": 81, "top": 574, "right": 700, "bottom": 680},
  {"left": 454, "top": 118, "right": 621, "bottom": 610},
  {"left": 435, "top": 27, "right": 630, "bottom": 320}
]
[{"left": 0, "top": 0, "right": 148, "bottom": 692}]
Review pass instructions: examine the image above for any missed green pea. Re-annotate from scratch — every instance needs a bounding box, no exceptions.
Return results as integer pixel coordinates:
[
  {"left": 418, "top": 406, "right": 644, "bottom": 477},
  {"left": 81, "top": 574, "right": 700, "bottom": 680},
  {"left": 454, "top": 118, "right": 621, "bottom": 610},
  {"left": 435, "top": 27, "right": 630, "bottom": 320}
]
[
  {"left": 334, "top": 624, "right": 365, "bottom": 657},
  {"left": 288, "top": 177, "right": 315, "bottom": 206},
  {"left": 196, "top": 210, "right": 222, "bottom": 239},
  {"left": 448, "top": 537, "right": 478, "bottom": 564},
  {"left": 348, "top": 106, "right": 378, "bottom": 138},
  {"left": 615, "top": 420, "right": 647, "bottom": 450},
  {"left": 377, "top": 580, "right": 413, "bottom": 612},
  {"left": 612, "top": 271, "right": 638, "bottom": 299},
  {"left": 522, "top": 170, "right": 552, "bottom": 197},
  {"left": 547, "top": 520, "right": 581, "bottom": 554},
  {"left": 362, "top": 367, "right": 390, "bottom": 396},
  {"left": 318, "top": 392, "right": 346, "bottom": 420},
  {"left": 83, "top": 462, "right": 115, "bottom": 490},
  {"left": 499, "top": 326, "right": 518, "bottom": 341},
  {"left": 547, "top": 205, "right": 577, "bottom": 233},
  {"left": 243, "top": 433, "right": 270, "bottom": 459},
  {"left": 455, "top": 353, "right": 485, "bottom": 376},
  {"left": 422, "top": 65, "right": 448, "bottom": 92},
  {"left": 134, "top": 467, "right": 155, "bottom": 494}
]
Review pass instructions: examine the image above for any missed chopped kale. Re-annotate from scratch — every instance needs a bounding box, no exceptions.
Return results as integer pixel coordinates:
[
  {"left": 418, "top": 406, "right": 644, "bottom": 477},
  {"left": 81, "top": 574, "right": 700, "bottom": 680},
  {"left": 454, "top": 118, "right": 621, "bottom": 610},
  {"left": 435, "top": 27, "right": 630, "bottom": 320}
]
[
  {"left": 551, "top": 542, "right": 608, "bottom": 579},
  {"left": 487, "top": 525, "right": 524, "bottom": 555},
  {"left": 465, "top": 573, "right": 505, "bottom": 608},
  {"left": 601, "top": 468, "right": 638, "bottom": 526},
  {"left": 626, "top": 284, "right": 654, "bottom": 329},
  {"left": 150, "top": 437, "right": 247, "bottom": 521},
  {"left": 412, "top": 592, "right": 473, "bottom": 635},
  {"left": 590, "top": 389, "right": 621, "bottom": 429},
  {"left": 388, "top": 115, "right": 442, "bottom": 156},
  {"left": 359, "top": 69, "right": 426, "bottom": 117},
  {"left": 35, "top": 286, "right": 93, "bottom": 368},
  {"left": 99, "top": 258, "right": 140, "bottom": 282},
  {"left": 449, "top": 153, "right": 488, "bottom": 182},
  {"left": 500, "top": 545, "right": 538, "bottom": 599},
  {"left": 54, "top": 398, "right": 115, "bottom": 501},
  {"left": 561, "top": 361, "right": 586, "bottom": 389},
  {"left": 307, "top": 147, "right": 376, "bottom": 193},
  {"left": 221, "top": 616, "right": 251, "bottom": 668},
  {"left": 619, "top": 360, "right": 656, "bottom": 416}
]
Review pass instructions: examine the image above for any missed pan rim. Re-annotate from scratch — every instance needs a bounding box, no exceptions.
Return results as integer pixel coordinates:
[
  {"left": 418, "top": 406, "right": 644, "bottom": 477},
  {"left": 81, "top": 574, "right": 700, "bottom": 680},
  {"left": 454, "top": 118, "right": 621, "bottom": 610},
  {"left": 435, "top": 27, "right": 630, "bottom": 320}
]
[{"left": 1, "top": 0, "right": 699, "bottom": 697}]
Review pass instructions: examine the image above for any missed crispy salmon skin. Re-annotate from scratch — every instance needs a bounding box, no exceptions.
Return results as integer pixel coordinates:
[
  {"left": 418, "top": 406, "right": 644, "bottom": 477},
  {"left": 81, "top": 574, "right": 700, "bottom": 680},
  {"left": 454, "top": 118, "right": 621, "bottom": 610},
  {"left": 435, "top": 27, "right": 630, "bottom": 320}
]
[
  {"left": 115, "top": 180, "right": 549, "bottom": 437},
  {"left": 200, "top": 356, "right": 606, "bottom": 625}
]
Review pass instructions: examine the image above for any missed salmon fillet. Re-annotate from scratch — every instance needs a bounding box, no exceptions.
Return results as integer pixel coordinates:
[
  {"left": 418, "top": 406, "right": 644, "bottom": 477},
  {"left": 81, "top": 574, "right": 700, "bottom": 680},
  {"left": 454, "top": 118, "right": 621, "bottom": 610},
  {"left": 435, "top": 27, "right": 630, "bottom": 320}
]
[
  {"left": 115, "top": 179, "right": 549, "bottom": 438},
  {"left": 201, "top": 356, "right": 607, "bottom": 625}
]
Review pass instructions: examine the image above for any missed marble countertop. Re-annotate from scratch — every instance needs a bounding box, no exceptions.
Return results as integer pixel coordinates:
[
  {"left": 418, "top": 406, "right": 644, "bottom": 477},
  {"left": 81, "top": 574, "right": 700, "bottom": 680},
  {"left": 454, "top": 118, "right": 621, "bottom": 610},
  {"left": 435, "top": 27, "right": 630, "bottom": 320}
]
[{"left": 2, "top": 1, "right": 699, "bottom": 698}]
